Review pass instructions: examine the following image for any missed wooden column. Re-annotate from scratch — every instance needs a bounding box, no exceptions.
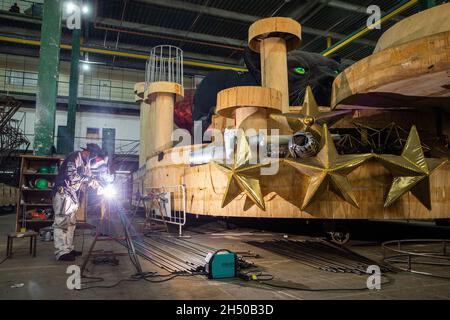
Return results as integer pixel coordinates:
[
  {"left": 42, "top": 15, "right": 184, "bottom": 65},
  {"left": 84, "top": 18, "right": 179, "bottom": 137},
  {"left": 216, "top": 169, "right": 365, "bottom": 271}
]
[
  {"left": 249, "top": 17, "right": 301, "bottom": 114},
  {"left": 216, "top": 86, "right": 282, "bottom": 137},
  {"left": 147, "top": 98, "right": 156, "bottom": 159},
  {"left": 146, "top": 81, "right": 184, "bottom": 154},
  {"left": 134, "top": 83, "right": 147, "bottom": 167}
]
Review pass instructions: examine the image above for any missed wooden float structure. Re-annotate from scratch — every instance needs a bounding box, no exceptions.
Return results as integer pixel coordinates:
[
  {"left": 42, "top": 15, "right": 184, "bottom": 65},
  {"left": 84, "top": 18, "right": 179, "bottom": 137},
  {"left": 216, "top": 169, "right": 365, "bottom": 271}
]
[{"left": 134, "top": 5, "right": 450, "bottom": 220}]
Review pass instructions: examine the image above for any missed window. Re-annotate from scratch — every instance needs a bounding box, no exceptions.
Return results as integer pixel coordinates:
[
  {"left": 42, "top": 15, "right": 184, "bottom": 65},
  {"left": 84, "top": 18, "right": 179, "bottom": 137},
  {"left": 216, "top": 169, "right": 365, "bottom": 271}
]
[
  {"left": 6, "top": 70, "right": 38, "bottom": 87},
  {"left": 24, "top": 72, "right": 38, "bottom": 87},
  {"left": 86, "top": 127, "right": 100, "bottom": 139}
]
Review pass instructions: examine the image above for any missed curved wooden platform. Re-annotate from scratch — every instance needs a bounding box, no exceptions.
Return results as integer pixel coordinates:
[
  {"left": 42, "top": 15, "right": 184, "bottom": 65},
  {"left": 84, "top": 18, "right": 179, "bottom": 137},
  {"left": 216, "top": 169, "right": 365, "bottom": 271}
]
[
  {"left": 216, "top": 86, "right": 282, "bottom": 118},
  {"left": 331, "top": 31, "right": 450, "bottom": 109},
  {"left": 374, "top": 3, "right": 450, "bottom": 53},
  {"left": 145, "top": 81, "right": 184, "bottom": 103},
  {"left": 141, "top": 145, "right": 450, "bottom": 220}
]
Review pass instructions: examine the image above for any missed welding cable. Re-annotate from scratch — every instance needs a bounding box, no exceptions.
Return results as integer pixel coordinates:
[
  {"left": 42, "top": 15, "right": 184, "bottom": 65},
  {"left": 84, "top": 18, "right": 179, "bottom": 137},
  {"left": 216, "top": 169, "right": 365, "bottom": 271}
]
[
  {"left": 77, "top": 271, "right": 207, "bottom": 290},
  {"left": 256, "top": 274, "right": 394, "bottom": 292},
  {"left": 0, "top": 256, "right": 8, "bottom": 265}
]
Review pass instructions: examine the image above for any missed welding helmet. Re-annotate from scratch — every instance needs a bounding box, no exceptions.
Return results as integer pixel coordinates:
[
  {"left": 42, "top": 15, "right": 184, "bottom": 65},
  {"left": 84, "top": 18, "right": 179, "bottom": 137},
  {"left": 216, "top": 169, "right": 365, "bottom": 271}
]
[{"left": 82, "top": 143, "right": 108, "bottom": 168}]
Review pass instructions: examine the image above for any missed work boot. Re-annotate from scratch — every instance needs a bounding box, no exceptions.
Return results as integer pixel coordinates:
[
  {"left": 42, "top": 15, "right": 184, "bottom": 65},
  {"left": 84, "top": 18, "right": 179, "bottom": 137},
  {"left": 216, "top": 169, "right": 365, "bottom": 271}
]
[
  {"left": 70, "top": 250, "right": 82, "bottom": 257},
  {"left": 58, "top": 253, "right": 75, "bottom": 261}
]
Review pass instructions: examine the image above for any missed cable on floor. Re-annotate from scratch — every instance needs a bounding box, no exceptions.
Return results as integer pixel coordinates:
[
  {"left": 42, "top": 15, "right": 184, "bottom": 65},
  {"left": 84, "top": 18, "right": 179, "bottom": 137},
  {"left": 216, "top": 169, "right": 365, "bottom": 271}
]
[
  {"left": 0, "top": 256, "right": 8, "bottom": 265},
  {"left": 77, "top": 271, "right": 207, "bottom": 290},
  {"left": 256, "top": 274, "right": 394, "bottom": 292}
]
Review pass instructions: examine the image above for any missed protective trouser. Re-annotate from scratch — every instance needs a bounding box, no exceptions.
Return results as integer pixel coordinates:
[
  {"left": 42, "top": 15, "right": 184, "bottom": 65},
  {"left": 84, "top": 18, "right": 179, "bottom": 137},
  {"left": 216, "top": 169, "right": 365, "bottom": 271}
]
[{"left": 52, "top": 192, "right": 79, "bottom": 260}]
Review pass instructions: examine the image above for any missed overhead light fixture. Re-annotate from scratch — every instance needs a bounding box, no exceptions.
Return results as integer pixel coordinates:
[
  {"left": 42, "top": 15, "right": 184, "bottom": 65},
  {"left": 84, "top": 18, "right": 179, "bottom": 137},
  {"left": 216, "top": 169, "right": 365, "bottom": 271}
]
[
  {"left": 65, "top": 2, "right": 76, "bottom": 14},
  {"left": 81, "top": 5, "right": 89, "bottom": 14},
  {"left": 82, "top": 63, "right": 90, "bottom": 71}
]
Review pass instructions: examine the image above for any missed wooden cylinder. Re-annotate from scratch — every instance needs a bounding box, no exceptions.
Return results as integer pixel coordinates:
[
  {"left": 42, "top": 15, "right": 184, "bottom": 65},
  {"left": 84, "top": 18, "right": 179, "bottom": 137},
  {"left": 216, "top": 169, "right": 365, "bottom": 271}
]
[
  {"left": 139, "top": 101, "right": 150, "bottom": 166},
  {"left": 153, "top": 92, "right": 175, "bottom": 153},
  {"left": 260, "top": 37, "right": 289, "bottom": 113},
  {"left": 147, "top": 99, "right": 156, "bottom": 158},
  {"left": 235, "top": 107, "right": 268, "bottom": 134},
  {"left": 144, "top": 81, "right": 184, "bottom": 156},
  {"left": 248, "top": 17, "right": 301, "bottom": 114}
]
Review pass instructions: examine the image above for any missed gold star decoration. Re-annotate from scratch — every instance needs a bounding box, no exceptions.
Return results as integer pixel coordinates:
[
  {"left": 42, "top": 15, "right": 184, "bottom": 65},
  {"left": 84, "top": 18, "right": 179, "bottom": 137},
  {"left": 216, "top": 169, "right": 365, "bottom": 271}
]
[
  {"left": 214, "top": 134, "right": 272, "bottom": 210},
  {"left": 272, "top": 86, "right": 352, "bottom": 137},
  {"left": 375, "top": 125, "right": 447, "bottom": 210},
  {"left": 285, "top": 124, "right": 372, "bottom": 210}
]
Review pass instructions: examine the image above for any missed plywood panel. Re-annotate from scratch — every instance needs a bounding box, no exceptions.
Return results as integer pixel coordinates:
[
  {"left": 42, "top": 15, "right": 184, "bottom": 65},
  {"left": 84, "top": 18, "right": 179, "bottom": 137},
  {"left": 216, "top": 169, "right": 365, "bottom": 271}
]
[{"left": 141, "top": 147, "right": 450, "bottom": 219}]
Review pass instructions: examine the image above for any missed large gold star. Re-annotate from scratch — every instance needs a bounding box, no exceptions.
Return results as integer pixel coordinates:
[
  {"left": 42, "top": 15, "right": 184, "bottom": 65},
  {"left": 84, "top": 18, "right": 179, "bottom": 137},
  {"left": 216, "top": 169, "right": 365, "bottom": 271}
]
[
  {"left": 375, "top": 126, "right": 447, "bottom": 210},
  {"left": 273, "top": 86, "right": 352, "bottom": 137},
  {"left": 285, "top": 124, "right": 372, "bottom": 210},
  {"left": 214, "top": 134, "right": 272, "bottom": 210}
]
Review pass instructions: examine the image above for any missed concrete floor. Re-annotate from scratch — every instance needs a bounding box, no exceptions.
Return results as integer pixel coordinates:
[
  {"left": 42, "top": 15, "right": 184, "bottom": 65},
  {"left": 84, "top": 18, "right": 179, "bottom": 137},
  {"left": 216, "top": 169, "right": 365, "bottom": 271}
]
[{"left": 0, "top": 213, "right": 449, "bottom": 300}]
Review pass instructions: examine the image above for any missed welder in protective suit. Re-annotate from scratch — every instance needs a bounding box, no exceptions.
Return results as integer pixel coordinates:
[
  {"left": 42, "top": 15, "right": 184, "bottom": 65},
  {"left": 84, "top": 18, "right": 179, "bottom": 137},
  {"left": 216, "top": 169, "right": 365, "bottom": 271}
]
[{"left": 52, "top": 143, "right": 109, "bottom": 261}]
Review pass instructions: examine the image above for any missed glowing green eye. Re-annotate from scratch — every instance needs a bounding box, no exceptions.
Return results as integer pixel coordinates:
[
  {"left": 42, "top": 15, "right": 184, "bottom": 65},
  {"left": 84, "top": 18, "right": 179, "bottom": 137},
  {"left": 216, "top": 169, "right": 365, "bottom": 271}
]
[{"left": 294, "top": 67, "right": 306, "bottom": 75}]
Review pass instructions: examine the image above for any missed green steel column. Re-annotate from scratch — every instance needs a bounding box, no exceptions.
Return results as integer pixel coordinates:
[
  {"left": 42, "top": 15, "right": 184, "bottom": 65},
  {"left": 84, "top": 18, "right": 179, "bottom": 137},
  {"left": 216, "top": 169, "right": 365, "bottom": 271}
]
[
  {"left": 67, "top": 27, "right": 81, "bottom": 154},
  {"left": 33, "top": 0, "right": 62, "bottom": 155}
]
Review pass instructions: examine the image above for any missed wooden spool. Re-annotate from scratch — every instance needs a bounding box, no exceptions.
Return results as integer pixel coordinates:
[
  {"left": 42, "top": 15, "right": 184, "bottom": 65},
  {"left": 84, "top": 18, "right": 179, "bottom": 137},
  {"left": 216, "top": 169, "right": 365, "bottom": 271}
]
[
  {"left": 216, "top": 86, "right": 282, "bottom": 134},
  {"left": 248, "top": 17, "right": 301, "bottom": 113},
  {"left": 145, "top": 81, "right": 184, "bottom": 154}
]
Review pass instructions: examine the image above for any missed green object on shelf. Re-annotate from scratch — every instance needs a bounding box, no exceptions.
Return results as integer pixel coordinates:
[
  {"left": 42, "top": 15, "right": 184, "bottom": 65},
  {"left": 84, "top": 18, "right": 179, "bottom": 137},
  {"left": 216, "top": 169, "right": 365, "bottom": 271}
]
[
  {"left": 38, "top": 167, "right": 50, "bottom": 173},
  {"left": 35, "top": 179, "right": 49, "bottom": 189},
  {"left": 49, "top": 165, "right": 57, "bottom": 173}
]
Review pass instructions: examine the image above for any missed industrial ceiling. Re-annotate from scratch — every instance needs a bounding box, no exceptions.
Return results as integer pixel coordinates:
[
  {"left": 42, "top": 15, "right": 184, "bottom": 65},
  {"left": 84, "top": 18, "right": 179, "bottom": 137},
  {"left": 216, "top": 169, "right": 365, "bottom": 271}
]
[{"left": 0, "top": 0, "right": 447, "bottom": 73}]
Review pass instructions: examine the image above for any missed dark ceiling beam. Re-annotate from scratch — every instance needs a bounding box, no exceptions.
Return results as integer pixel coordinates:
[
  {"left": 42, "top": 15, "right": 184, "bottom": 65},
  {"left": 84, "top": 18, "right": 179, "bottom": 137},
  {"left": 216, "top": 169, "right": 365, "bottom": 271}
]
[
  {"left": 324, "top": 0, "right": 403, "bottom": 21},
  {"left": 0, "top": 25, "right": 242, "bottom": 69},
  {"left": 289, "top": 0, "right": 325, "bottom": 22},
  {"left": 133, "top": 0, "right": 258, "bottom": 22},
  {"left": 97, "top": 17, "right": 376, "bottom": 48},
  {"left": 131, "top": 0, "right": 376, "bottom": 47},
  {"left": 87, "top": 39, "right": 241, "bottom": 66},
  {"left": 96, "top": 17, "right": 246, "bottom": 47}
]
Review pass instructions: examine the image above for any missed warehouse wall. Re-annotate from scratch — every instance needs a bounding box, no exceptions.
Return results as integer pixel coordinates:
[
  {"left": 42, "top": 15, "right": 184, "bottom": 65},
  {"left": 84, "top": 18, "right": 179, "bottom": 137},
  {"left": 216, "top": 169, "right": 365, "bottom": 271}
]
[
  {"left": 2, "top": 53, "right": 199, "bottom": 154},
  {"left": 0, "top": 53, "right": 142, "bottom": 102},
  {"left": 12, "top": 107, "right": 141, "bottom": 154},
  {"left": 0, "top": 53, "right": 196, "bottom": 102}
]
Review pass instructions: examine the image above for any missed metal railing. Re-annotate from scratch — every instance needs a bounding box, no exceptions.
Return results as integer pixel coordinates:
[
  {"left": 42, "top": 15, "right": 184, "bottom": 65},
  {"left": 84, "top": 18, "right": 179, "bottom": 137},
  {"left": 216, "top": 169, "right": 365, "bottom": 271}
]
[
  {"left": 142, "top": 185, "right": 187, "bottom": 236},
  {"left": 0, "top": 72, "right": 136, "bottom": 102},
  {"left": 19, "top": 134, "right": 140, "bottom": 155},
  {"left": 0, "top": 0, "right": 42, "bottom": 13},
  {"left": 382, "top": 239, "right": 450, "bottom": 279}
]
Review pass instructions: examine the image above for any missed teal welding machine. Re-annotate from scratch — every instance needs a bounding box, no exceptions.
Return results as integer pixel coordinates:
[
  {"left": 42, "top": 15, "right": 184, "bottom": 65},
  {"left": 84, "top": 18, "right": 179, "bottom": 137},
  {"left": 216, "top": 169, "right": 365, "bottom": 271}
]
[{"left": 205, "top": 249, "right": 237, "bottom": 279}]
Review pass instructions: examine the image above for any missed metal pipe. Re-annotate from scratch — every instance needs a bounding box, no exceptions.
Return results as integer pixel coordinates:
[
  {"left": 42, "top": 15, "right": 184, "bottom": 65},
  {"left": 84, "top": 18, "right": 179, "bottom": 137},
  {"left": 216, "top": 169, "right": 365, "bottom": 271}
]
[
  {"left": 94, "top": 24, "right": 244, "bottom": 52},
  {"left": 322, "top": 0, "right": 418, "bottom": 57},
  {"left": 0, "top": 35, "right": 247, "bottom": 72}
]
